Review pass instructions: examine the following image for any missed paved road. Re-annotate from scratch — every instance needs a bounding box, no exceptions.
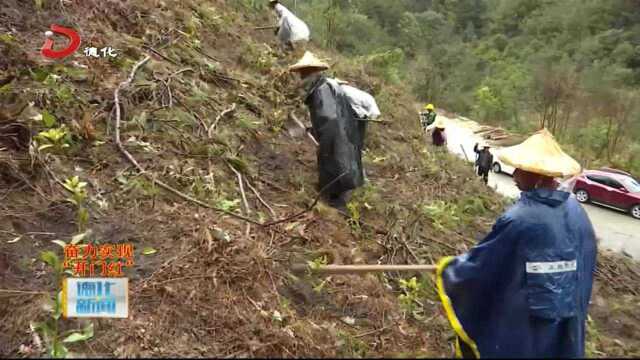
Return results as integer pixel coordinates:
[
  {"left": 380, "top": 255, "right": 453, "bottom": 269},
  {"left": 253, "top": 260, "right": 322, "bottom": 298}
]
[{"left": 439, "top": 115, "right": 640, "bottom": 260}]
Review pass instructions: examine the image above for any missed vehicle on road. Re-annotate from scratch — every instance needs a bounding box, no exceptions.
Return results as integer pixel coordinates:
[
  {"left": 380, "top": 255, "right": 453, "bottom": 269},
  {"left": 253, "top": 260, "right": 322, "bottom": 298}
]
[
  {"left": 489, "top": 148, "right": 515, "bottom": 176},
  {"left": 573, "top": 170, "right": 640, "bottom": 220},
  {"left": 599, "top": 167, "right": 633, "bottom": 177},
  {"left": 599, "top": 167, "right": 640, "bottom": 183}
]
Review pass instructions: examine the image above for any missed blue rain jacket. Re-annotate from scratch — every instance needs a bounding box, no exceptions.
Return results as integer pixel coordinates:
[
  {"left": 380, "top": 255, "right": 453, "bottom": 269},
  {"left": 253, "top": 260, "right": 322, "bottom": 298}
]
[{"left": 436, "top": 189, "right": 597, "bottom": 358}]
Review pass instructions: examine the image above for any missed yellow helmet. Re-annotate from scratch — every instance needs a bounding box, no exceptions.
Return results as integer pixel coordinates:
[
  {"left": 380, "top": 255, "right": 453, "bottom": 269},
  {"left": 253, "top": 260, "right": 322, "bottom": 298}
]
[{"left": 424, "top": 103, "right": 435, "bottom": 111}]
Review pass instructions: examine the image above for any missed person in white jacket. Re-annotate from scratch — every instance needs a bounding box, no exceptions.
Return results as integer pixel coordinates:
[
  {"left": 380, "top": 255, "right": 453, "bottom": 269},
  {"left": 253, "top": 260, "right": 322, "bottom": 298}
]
[{"left": 269, "top": 0, "right": 310, "bottom": 51}]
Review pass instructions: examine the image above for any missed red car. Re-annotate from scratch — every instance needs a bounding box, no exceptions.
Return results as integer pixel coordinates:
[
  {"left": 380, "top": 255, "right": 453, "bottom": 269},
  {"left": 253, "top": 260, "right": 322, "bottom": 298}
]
[{"left": 573, "top": 170, "right": 640, "bottom": 219}]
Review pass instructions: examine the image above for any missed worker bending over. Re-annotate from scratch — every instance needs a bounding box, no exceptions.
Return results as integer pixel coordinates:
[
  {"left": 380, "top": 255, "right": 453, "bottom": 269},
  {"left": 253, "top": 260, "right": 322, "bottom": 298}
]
[
  {"left": 427, "top": 119, "right": 447, "bottom": 147},
  {"left": 436, "top": 129, "right": 597, "bottom": 358},
  {"left": 269, "top": 0, "right": 310, "bottom": 52}
]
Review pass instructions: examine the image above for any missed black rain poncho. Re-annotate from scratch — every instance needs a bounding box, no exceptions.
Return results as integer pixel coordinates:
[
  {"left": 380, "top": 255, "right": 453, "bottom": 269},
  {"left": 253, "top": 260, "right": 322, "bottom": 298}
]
[
  {"left": 304, "top": 76, "right": 364, "bottom": 196},
  {"left": 474, "top": 143, "right": 493, "bottom": 172}
]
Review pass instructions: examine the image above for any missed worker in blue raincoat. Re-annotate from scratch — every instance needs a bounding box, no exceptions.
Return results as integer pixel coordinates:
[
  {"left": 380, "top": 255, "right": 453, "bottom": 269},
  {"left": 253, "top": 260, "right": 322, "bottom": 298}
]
[{"left": 436, "top": 129, "right": 597, "bottom": 358}]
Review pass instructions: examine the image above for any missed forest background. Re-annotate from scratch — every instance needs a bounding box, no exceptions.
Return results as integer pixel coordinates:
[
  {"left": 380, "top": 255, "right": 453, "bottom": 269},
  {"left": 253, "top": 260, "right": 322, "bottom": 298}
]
[{"left": 282, "top": 0, "right": 640, "bottom": 173}]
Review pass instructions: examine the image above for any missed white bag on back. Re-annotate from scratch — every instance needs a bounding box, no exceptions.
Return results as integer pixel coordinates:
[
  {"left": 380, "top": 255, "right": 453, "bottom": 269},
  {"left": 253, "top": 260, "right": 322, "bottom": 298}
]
[{"left": 340, "top": 84, "right": 381, "bottom": 120}]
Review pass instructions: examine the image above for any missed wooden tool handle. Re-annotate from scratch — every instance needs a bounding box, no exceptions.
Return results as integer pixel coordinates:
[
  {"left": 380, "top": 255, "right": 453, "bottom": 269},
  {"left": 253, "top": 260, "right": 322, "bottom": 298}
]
[
  {"left": 290, "top": 111, "right": 319, "bottom": 146},
  {"left": 254, "top": 25, "right": 279, "bottom": 30},
  {"left": 292, "top": 264, "right": 437, "bottom": 275}
]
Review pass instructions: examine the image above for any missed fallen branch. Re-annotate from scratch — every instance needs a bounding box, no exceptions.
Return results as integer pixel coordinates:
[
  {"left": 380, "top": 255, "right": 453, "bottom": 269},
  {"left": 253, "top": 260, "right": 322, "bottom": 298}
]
[
  {"left": 227, "top": 162, "right": 251, "bottom": 215},
  {"left": 152, "top": 74, "right": 173, "bottom": 108},
  {"left": 164, "top": 68, "right": 194, "bottom": 107},
  {"left": 427, "top": 235, "right": 459, "bottom": 252},
  {"left": 334, "top": 209, "right": 389, "bottom": 235},
  {"left": 168, "top": 67, "right": 195, "bottom": 79},
  {"left": 244, "top": 178, "right": 277, "bottom": 218},
  {"left": 173, "top": 97, "right": 208, "bottom": 134},
  {"left": 183, "top": 42, "right": 222, "bottom": 64},
  {"left": 113, "top": 55, "right": 262, "bottom": 226},
  {"left": 134, "top": 248, "right": 198, "bottom": 293},
  {"left": 261, "top": 172, "right": 347, "bottom": 227},
  {"left": 355, "top": 326, "right": 390, "bottom": 338},
  {"left": 258, "top": 177, "right": 289, "bottom": 193},
  {"left": 142, "top": 45, "right": 180, "bottom": 65},
  {"left": 209, "top": 103, "right": 237, "bottom": 137},
  {"left": 0, "top": 289, "right": 50, "bottom": 295},
  {"left": 164, "top": 79, "right": 173, "bottom": 107},
  {"left": 399, "top": 234, "right": 420, "bottom": 264}
]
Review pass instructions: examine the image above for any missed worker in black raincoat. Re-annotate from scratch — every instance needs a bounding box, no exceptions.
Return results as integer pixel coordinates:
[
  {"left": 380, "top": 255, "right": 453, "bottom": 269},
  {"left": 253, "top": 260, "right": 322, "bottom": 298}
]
[
  {"left": 436, "top": 129, "right": 597, "bottom": 358},
  {"left": 289, "top": 52, "right": 364, "bottom": 210},
  {"left": 473, "top": 142, "right": 493, "bottom": 184}
]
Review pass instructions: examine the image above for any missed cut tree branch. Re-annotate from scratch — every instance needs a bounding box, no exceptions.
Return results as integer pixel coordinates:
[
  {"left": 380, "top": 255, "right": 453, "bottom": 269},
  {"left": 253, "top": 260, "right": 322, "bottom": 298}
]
[
  {"left": 228, "top": 162, "right": 252, "bottom": 238},
  {"left": 244, "top": 178, "right": 277, "bottom": 218},
  {"left": 142, "top": 45, "right": 179, "bottom": 65},
  {"left": 261, "top": 172, "right": 347, "bottom": 227},
  {"left": 227, "top": 162, "right": 251, "bottom": 215},
  {"left": 209, "top": 103, "right": 237, "bottom": 137}
]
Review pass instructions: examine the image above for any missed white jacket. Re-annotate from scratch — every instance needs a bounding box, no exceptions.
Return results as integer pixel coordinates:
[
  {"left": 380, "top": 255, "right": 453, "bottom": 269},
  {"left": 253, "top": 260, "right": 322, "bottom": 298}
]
[{"left": 274, "top": 4, "right": 310, "bottom": 43}]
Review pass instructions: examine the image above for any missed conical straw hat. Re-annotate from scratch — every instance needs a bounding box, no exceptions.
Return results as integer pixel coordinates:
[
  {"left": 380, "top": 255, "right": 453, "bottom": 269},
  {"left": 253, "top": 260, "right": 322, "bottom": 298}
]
[
  {"left": 434, "top": 119, "right": 446, "bottom": 129},
  {"left": 288, "top": 51, "right": 330, "bottom": 72},
  {"left": 497, "top": 128, "right": 581, "bottom": 177}
]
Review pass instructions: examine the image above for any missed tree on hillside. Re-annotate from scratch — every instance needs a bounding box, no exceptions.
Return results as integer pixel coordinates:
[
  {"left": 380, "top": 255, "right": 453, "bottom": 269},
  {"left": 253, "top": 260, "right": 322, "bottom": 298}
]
[{"left": 531, "top": 60, "right": 578, "bottom": 134}]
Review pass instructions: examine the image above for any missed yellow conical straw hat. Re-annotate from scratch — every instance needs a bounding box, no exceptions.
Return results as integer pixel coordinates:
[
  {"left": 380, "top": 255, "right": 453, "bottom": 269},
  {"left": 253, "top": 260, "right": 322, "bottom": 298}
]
[
  {"left": 288, "top": 51, "right": 330, "bottom": 72},
  {"left": 497, "top": 128, "right": 581, "bottom": 177}
]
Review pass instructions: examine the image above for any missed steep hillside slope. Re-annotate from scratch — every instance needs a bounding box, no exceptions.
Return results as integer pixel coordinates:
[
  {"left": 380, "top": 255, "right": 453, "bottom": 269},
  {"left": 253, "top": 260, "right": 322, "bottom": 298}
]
[{"left": 1, "top": 0, "right": 638, "bottom": 358}]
